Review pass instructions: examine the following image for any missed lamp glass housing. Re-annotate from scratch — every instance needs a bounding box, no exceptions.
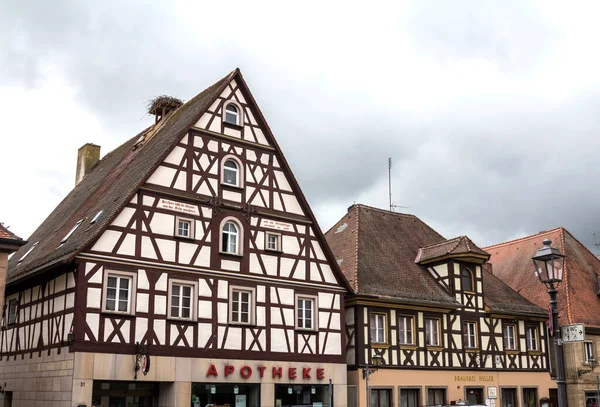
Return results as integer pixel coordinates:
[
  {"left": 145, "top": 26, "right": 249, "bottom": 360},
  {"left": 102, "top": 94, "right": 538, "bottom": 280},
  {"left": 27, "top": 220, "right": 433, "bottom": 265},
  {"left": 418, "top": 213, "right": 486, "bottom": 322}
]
[
  {"left": 532, "top": 239, "right": 565, "bottom": 286},
  {"left": 372, "top": 354, "right": 383, "bottom": 367}
]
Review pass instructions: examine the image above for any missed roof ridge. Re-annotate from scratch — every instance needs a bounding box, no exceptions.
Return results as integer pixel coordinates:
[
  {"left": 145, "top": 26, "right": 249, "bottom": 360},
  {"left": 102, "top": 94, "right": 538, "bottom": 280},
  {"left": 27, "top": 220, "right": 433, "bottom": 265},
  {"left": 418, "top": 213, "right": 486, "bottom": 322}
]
[
  {"left": 483, "top": 227, "right": 564, "bottom": 250},
  {"left": 353, "top": 203, "right": 416, "bottom": 219},
  {"left": 421, "top": 236, "right": 461, "bottom": 249},
  {"left": 354, "top": 204, "right": 360, "bottom": 292}
]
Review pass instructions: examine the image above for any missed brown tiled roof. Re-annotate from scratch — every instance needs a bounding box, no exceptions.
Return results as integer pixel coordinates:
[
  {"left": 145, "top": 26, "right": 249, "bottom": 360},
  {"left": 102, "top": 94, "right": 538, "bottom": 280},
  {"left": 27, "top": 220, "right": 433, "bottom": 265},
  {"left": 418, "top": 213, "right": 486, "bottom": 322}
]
[
  {"left": 8, "top": 70, "right": 236, "bottom": 282},
  {"left": 325, "top": 204, "right": 457, "bottom": 306},
  {"left": 485, "top": 227, "right": 600, "bottom": 328},
  {"left": 415, "top": 235, "right": 490, "bottom": 264},
  {"left": 482, "top": 269, "right": 546, "bottom": 316},
  {"left": 0, "top": 223, "right": 22, "bottom": 241}
]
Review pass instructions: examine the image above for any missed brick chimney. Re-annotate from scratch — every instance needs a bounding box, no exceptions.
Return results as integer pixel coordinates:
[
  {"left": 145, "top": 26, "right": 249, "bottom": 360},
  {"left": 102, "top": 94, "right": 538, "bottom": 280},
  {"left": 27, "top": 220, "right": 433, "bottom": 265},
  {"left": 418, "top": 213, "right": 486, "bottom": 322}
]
[{"left": 75, "top": 143, "right": 101, "bottom": 185}]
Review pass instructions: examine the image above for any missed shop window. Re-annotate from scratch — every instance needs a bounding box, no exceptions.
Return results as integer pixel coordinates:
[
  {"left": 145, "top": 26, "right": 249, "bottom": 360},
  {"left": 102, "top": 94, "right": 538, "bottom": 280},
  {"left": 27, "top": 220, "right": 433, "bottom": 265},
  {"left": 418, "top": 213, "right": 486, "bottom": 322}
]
[
  {"left": 462, "top": 321, "right": 477, "bottom": 349},
  {"left": 399, "top": 388, "right": 420, "bottom": 407},
  {"left": 102, "top": 270, "right": 137, "bottom": 314},
  {"left": 398, "top": 316, "right": 414, "bottom": 345},
  {"left": 168, "top": 279, "right": 197, "bottom": 320},
  {"left": 296, "top": 295, "right": 317, "bottom": 330},
  {"left": 371, "top": 388, "right": 392, "bottom": 407},
  {"left": 347, "top": 386, "right": 358, "bottom": 407},
  {"left": 275, "top": 384, "right": 331, "bottom": 407},
  {"left": 503, "top": 324, "right": 517, "bottom": 350},
  {"left": 425, "top": 318, "right": 440, "bottom": 347},
  {"left": 461, "top": 267, "right": 474, "bottom": 292},
  {"left": 522, "top": 388, "right": 538, "bottom": 407},
  {"left": 369, "top": 313, "right": 387, "bottom": 344},
  {"left": 501, "top": 388, "right": 517, "bottom": 407},
  {"left": 426, "top": 388, "right": 446, "bottom": 406},
  {"left": 585, "top": 341, "right": 595, "bottom": 363},
  {"left": 229, "top": 286, "right": 255, "bottom": 325},
  {"left": 526, "top": 325, "right": 539, "bottom": 351}
]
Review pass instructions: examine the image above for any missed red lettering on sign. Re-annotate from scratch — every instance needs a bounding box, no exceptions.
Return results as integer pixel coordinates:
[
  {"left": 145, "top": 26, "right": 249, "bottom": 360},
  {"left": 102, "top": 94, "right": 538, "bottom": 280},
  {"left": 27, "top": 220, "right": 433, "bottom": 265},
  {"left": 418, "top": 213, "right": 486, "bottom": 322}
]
[
  {"left": 206, "top": 364, "right": 218, "bottom": 377},
  {"left": 303, "top": 368, "right": 312, "bottom": 379},
  {"left": 272, "top": 367, "right": 282, "bottom": 378},
  {"left": 289, "top": 368, "right": 297, "bottom": 379},
  {"left": 240, "top": 366, "right": 252, "bottom": 379},
  {"left": 225, "top": 365, "right": 235, "bottom": 377},
  {"left": 317, "top": 368, "right": 325, "bottom": 380},
  {"left": 258, "top": 366, "right": 267, "bottom": 378}
]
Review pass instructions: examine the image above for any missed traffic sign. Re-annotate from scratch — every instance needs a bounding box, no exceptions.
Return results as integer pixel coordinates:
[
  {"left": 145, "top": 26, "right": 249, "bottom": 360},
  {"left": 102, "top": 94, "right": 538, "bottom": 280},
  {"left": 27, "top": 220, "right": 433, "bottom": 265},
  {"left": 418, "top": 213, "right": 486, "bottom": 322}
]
[{"left": 562, "top": 323, "right": 585, "bottom": 342}]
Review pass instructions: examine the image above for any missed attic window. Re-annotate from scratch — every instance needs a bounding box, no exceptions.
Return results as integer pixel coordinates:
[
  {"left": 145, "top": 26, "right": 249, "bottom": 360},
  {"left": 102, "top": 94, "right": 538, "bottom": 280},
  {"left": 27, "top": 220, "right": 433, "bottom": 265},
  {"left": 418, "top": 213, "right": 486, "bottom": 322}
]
[
  {"left": 90, "top": 210, "right": 104, "bottom": 224},
  {"left": 224, "top": 102, "right": 243, "bottom": 126},
  {"left": 61, "top": 219, "right": 84, "bottom": 244},
  {"left": 18, "top": 241, "right": 39, "bottom": 263}
]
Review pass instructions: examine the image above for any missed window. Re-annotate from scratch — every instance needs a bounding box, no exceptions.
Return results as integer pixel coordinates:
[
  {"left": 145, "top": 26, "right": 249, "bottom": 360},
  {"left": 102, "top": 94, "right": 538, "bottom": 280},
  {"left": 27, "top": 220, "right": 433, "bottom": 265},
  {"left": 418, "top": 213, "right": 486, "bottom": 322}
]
[
  {"left": 526, "top": 326, "right": 539, "bottom": 351},
  {"left": 586, "top": 392, "right": 599, "bottom": 407},
  {"left": 221, "top": 220, "right": 240, "bottom": 254},
  {"left": 503, "top": 324, "right": 517, "bottom": 350},
  {"left": 425, "top": 318, "right": 440, "bottom": 346},
  {"left": 90, "top": 210, "right": 103, "bottom": 224},
  {"left": 370, "top": 313, "right": 387, "bottom": 344},
  {"left": 102, "top": 271, "right": 136, "bottom": 314},
  {"left": 398, "top": 316, "right": 414, "bottom": 345},
  {"left": 61, "top": 219, "right": 84, "bottom": 244},
  {"left": 522, "top": 388, "right": 538, "bottom": 407},
  {"left": 501, "top": 388, "right": 517, "bottom": 407},
  {"left": 296, "top": 295, "right": 317, "bottom": 330},
  {"left": 223, "top": 159, "right": 240, "bottom": 186},
  {"left": 17, "top": 241, "right": 39, "bottom": 263},
  {"left": 400, "top": 388, "right": 420, "bottom": 407},
  {"left": 175, "top": 216, "right": 194, "bottom": 239},
  {"left": 585, "top": 341, "right": 595, "bottom": 364},
  {"left": 266, "top": 232, "right": 281, "bottom": 251},
  {"left": 371, "top": 389, "right": 392, "bottom": 407},
  {"left": 224, "top": 103, "right": 240, "bottom": 125},
  {"left": 7, "top": 299, "right": 18, "bottom": 325},
  {"left": 230, "top": 287, "right": 254, "bottom": 324},
  {"left": 168, "top": 280, "right": 197, "bottom": 320},
  {"left": 462, "top": 321, "right": 477, "bottom": 348},
  {"left": 461, "top": 268, "right": 474, "bottom": 292},
  {"left": 426, "top": 388, "right": 446, "bottom": 406}
]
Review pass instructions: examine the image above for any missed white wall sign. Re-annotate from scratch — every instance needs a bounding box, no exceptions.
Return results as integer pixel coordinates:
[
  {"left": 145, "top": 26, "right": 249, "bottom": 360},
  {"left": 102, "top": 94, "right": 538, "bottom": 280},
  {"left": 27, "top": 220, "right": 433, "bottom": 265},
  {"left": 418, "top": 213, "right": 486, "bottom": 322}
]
[
  {"left": 488, "top": 387, "right": 497, "bottom": 399},
  {"left": 562, "top": 323, "right": 585, "bottom": 343},
  {"left": 261, "top": 219, "right": 293, "bottom": 232},
  {"left": 158, "top": 198, "right": 200, "bottom": 216}
]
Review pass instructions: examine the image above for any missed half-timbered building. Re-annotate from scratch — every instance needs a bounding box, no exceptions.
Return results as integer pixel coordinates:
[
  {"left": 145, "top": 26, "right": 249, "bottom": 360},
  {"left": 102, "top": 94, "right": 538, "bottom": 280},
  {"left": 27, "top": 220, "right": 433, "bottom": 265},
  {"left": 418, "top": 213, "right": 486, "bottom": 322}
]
[
  {"left": 326, "top": 204, "right": 556, "bottom": 407},
  {"left": 0, "top": 69, "right": 350, "bottom": 407}
]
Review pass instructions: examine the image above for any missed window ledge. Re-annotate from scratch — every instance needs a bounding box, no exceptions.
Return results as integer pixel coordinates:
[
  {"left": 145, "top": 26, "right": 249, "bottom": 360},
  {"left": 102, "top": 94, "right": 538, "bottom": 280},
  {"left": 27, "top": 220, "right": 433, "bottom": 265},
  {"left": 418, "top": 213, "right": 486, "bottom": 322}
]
[
  {"left": 221, "top": 182, "right": 244, "bottom": 191},
  {"left": 223, "top": 121, "right": 244, "bottom": 130},
  {"left": 399, "top": 345, "right": 418, "bottom": 350},
  {"left": 265, "top": 248, "right": 283, "bottom": 255},
  {"left": 370, "top": 343, "right": 390, "bottom": 349},
  {"left": 174, "top": 235, "right": 196, "bottom": 241},
  {"left": 228, "top": 322, "right": 256, "bottom": 327},
  {"left": 527, "top": 350, "right": 542, "bottom": 355},
  {"left": 220, "top": 251, "right": 243, "bottom": 258},
  {"left": 295, "top": 328, "right": 318, "bottom": 334},
  {"left": 505, "top": 350, "right": 519, "bottom": 354},
  {"left": 465, "top": 348, "right": 480, "bottom": 352},
  {"left": 101, "top": 311, "right": 136, "bottom": 318},
  {"left": 167, "top": 317, "right": 197, "bottom": 324},
  {"left": 426, "top": 346, "right": 444, "bottom": 351}
]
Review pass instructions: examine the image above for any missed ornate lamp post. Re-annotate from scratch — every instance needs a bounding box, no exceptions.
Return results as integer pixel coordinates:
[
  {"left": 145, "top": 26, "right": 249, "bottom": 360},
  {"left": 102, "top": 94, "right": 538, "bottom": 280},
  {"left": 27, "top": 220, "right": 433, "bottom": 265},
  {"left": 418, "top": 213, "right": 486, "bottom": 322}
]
[
  {"left": 364, "top": 354, "right": 382, "bottom": 407},
  {"left": 532, "top": 239, "right": 567, "bottom": 407}
]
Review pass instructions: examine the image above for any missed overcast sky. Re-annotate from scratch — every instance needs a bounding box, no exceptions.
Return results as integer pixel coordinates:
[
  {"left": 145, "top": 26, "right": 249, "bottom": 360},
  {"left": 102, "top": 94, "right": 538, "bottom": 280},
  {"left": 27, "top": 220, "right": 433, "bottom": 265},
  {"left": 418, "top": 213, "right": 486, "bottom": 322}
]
[{"left": 2, "top": 0, "right": 600, "bottom": 255}]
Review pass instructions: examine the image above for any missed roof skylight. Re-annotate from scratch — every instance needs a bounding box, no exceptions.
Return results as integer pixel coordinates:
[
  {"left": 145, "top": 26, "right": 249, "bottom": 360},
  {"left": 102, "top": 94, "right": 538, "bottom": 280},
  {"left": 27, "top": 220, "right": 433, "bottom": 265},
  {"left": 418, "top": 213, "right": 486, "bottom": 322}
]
[
  {"left": 18, "top": 241, "right": 39, "bottom": 263},
  {"left": 90, "top": 210, "right": 103, "bottom": 224},
  {"left": 61, "top": 219, "right": 84, "bottom": 244}
]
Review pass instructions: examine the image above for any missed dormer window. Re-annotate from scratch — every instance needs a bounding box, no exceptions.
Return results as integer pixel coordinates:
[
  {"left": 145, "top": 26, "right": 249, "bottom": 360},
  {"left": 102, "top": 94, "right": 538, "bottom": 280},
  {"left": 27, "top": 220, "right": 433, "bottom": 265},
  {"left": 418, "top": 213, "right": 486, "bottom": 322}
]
[
  {"left": 223, "top": 160, "right": 239, "bottom": 186},
  {"left": 461, "top": 268, "right": 474, "bottom": 292},
  {"left": 225, "top": 103, "right": 240, "bottom": 125}
]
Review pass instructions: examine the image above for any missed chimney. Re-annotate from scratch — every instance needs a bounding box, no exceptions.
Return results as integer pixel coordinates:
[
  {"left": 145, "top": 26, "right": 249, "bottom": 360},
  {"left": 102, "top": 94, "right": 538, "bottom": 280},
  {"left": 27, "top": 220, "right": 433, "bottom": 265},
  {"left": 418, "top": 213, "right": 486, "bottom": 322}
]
[{"left": 75, "top": 143, "right": 101, "bottom": 185}]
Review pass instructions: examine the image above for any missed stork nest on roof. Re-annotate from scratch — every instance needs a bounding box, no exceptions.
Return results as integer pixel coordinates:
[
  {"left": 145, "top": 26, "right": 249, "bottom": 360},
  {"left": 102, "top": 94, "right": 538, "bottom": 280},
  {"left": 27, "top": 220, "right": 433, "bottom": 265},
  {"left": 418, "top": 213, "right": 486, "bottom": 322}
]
[{"left": 147, "top": 95, "right": 184, "bottom": 115}]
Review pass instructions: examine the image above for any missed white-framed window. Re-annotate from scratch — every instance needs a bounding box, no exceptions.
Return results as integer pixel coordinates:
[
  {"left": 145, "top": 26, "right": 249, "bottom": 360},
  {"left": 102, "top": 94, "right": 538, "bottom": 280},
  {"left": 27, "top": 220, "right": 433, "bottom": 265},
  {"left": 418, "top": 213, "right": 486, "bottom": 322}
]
[
  {"left": 223, "top": 159, "right": 240, "bottom": 186},
  {"left": 168, "top": 279, "right": 197, "bottom": 320},
  {"left": 221, "top": 218, "right": 242, "bottom": 255},
  {"left": 585, "top": 341, "right": 595, "bottom": 364},
  {"left": 224, "top": 102, "right": 242, "bottom": 125},
  {"left": 370, "top": 313, "right": 387, "bottom": 344},
  {"left": 296, "top": 295, "right": 318, "bottom": 330},
  {"left": 229, "top": 286, "right": 255, "bottom": 325},
  {"left": 425, "top": 318, "right": 440, "bottom": 346},
  {"left": 102, "top": 270, "right": 137, "bottom": 314},
  {"left": 398, "top": 316, "right": 414, "bottom": 345},
  {"left": 175, "top": 216, "right": 194, "bottom": 239},
  {"left": 462, "top": 321, "right": 477, "bottom": 348},
  {"left": 265, "top": 232, "right": 281, "bottom": 252},
  {"left": 503, "top": 324, "right": 517, "bottom": 350},
  {"left": 526, "top": 325, "right": 539, "bottom": 351},
  {"left": 7, "top": 299, "right": 18, "bottom": 325}
]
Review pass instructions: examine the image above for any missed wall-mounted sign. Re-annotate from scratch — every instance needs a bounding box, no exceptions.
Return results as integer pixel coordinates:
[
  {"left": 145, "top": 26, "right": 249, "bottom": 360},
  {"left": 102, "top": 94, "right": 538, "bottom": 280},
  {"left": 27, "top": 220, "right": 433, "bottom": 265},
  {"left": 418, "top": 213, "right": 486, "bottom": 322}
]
[
  {"left": 562, "top": 323, "right": 585, "bottom": 343},
  {"left": 488, "top": 387, "right": 497, "bottom": 399},
  {"left": 158, "top": 198, "right": 200, "bottom": 216},
  {"left": 454, "top": 375, "right": 494, "bottom": 382},
  {"left": 261, "top": 219, "right": 293, "bottom": 232},
  {"left": 205, "top": 364, "right": 325, "bottom": 380}
]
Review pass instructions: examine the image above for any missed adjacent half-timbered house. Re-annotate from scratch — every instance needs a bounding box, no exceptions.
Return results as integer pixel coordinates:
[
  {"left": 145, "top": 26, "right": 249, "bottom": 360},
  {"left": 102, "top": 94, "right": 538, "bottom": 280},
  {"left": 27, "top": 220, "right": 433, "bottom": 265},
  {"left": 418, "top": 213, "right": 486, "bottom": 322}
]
[
  {"left": 0, "top": 69, "right": 350, "bottom": 407},
  {"left": 326, "top": 204, "right": 555, "bottom": 407}
]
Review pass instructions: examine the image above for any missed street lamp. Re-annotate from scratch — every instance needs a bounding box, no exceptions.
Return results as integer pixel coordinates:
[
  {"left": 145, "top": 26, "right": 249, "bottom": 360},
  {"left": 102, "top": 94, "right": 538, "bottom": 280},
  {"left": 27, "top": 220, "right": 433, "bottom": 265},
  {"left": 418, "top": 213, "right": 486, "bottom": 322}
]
[
  {"left": 532, "top": 238, "right": 567, "bottom": 407},
  {"left": 364, "top": 354, "right": 382, "bottom": 407}
]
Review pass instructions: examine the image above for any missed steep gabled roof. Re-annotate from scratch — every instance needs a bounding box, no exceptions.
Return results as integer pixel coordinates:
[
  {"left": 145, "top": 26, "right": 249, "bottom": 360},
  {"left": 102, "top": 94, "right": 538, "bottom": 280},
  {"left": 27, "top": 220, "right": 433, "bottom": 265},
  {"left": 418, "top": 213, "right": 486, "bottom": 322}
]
[
  {"left": 8, "top": 70, "right": 235, "bottom": 282},
  {"left": 325, "top": 204, "right": 457, "bottom": 306},
  {"left": 415, "top": 235, "right": 490, "bottom": 264},
  {"left": 0, "top": 223, "right": 26, "bottom": 253},
  {"left": 0, "top": 223, "right": 22, "bottom": 241},
  {"left": 485, "top": 227, "right": 600, "bottom": 327}
]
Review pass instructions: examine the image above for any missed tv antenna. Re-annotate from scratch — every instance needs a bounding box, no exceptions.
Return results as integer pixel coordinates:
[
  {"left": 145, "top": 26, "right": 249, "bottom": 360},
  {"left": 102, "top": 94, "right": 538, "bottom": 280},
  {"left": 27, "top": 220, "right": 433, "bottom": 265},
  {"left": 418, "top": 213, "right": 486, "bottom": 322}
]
[
  {"left": 388, "top": 157, "right": 409, "bottom": 212},
  {"left": 593, "top": 232, "right": 600, "bottom": 255}
]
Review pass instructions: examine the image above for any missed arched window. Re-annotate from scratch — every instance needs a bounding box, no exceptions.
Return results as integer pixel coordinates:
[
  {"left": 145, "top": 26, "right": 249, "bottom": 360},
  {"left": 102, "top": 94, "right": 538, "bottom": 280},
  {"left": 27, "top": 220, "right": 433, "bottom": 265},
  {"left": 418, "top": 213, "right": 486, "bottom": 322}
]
[
  {"left": 222, "top": 221, "right": 239, "bottom": 254},
  {"left": 225, "top": 104, "right": 239, "bottom": 125},
  {"left": 223, "top": 159, "right": 239, "bottom": 186},
  {"left": 462, "top": 268, "right": 474, "bottom": 292}
]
